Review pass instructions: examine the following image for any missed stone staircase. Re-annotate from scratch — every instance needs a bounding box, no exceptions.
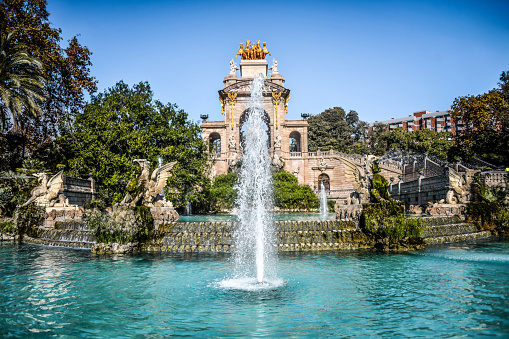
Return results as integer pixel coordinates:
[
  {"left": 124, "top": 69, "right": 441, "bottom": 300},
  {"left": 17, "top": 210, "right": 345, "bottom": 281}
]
[
  {"left": 421, "top": 216, "right": 492, "bottom": 245},
  {"left": 24, "top": 221, "right": 96, "bottom": 249}
]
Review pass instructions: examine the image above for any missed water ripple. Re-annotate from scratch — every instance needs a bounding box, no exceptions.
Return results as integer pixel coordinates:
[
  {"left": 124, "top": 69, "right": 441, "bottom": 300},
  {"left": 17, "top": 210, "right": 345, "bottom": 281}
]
[{"left": 1, "top": 241, "right": 509, "bottom": 337}]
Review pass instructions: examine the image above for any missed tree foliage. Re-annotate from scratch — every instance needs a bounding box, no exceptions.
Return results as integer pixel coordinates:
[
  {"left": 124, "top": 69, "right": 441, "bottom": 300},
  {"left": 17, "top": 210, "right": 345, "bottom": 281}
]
[
  {"left": 450, "top": 72, "right": 509, "bottom": 165},
  {"left": 59, "top": 81, "right": 208, "bottom": 207},
  {"left": 208, "top": 172, "right": 238, "bottom": 212},
  {"left": 308, "top": 107, "right": 367, "bottom": 153},
  {"left": 273, "top": 170, "right": 318, "bottom": 210},
  {"left": 382, "top": 128, "right": 454, "bottom": 161},
  {"left": 0, "top": 0, "right": 97, "bottom": 170},
  {"left": 0, "top": 29, "right": 46, "bottom": 130}
]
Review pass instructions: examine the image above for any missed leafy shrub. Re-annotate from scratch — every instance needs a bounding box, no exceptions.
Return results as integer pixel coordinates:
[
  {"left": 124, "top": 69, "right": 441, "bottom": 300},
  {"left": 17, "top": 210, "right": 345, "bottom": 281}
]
[
  {"left": 361, "top": 201, "right": 423, "bottom": 246},
  {"left": 14, "top": 204, "right": 45, "bottom": 237},
  {"left": 0, "top": 220, "right": 16, "bottom": 234},
  {"left": 208, "top": 172, "right": 238, "bottom": 212},
  {"left": 273, "top": 170, "right": 318, "bottom": 210},
  {"left": 327, "top": 199, "right": 335, "bottom": 212},
  {"left": 496, "top": 210, "right": 509, "bottom": 235},
  {"left": 85, "top": 207, "right": 154, "bottom": 244}
]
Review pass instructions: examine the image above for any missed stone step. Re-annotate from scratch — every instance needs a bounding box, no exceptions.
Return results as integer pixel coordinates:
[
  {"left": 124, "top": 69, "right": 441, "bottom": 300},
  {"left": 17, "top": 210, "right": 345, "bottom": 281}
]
[
  {"left": 422, "top": 223, "right": 481, "bottom": 238},
  {"left": 23, "top": 236, "right": 95, "bottom": 249},
  {"left": 38, "top": 229, "right": 96, "bottom": 244},
  {"left": 424, "top": 231, "right": 492, "bottom": 245}
]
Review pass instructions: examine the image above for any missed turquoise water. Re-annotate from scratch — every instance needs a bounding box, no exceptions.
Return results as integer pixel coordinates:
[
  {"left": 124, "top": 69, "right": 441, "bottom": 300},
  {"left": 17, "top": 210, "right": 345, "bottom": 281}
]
[
  {"left": 178, "top": 212, "right": 336, "bottom": 222},
  {"left": 1, "top": 240, "right": 509, "bottom": 337}
]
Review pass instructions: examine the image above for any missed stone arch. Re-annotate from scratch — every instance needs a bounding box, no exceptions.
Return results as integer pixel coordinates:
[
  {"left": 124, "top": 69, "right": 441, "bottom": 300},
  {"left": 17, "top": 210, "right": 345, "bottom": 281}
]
[
  {"left": 289, "top": 131, "right": 301, "bottom": 152},
  {"left": 318, "top": 173, "right": 330, "bottom": 191},
  {"left": 238, "top": 109, "right": 271, "bottom": 149},
  {"left": 209, "top": 132, "right": 221, "bottom": 155}
]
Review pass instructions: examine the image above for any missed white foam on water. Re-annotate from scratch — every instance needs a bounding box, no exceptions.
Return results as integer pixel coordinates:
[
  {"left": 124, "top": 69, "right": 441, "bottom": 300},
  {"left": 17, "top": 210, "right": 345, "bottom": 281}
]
[
  {"left": 426, "top": 250, "right": 509, "bottom": 263},
  {"left": 217, "top": 277, "right": 285, "bottom": 291}
]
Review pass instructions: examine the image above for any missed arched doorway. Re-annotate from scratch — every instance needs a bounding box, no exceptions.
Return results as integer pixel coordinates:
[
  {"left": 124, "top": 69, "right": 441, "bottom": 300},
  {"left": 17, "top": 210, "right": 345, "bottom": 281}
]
[
  {"left": 238, "top": 109, "right": 271, "bottom": 149},
  {"left": 289, "top": 131, "right": 301, "bottom": 152},
  {"left": 209, "top": 132, "right": 221, "bottom": 156},
  {"left": 318, "top": 173, "right": 330, "bottom": 192}
]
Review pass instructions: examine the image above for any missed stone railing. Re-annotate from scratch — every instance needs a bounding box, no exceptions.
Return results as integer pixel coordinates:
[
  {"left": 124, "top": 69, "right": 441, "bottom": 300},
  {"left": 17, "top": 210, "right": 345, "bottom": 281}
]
[
  {"left": 332, "top": 151, "right": 364, "bottom": 165},
  {"left": 289, "top": 152, "right": 302, "bottom": 158},
  {"left": 424, "top": 158, "right": 446, "bottom": 177},
  {"left": 481, "top": 171, "right": 508, "bottom": 187},
  {"left": 470, "top": 158, "right": 498, "bottom": 169},
  {"left": 378, "top": 160, "right": 403, "bottom": 173}
]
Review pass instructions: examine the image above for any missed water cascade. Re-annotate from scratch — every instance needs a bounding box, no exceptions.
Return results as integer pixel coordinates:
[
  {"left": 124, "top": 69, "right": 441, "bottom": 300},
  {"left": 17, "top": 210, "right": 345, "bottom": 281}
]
[
  {"left": 319, "top": 182, "right": 328, "bottom": 220},
  {"left": 223, "top": 74, "right": 279, "bottom": 288},
  {"left": 184, "top": 202, "right": 192, "bottom": 216}
]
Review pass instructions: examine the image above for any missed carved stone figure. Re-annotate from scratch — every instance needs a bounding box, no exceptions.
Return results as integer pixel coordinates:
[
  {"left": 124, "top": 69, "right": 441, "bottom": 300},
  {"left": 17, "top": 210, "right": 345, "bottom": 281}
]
[
  {"left": 120, "top": 159, "right": 177, "bottom": 208},
  {"left": 228, "top": 135, "right": 236, "bottom": 149},
  {"left": 229, "top": 59, "right": 239, "bottom": 75},
  {"left": 318, "top": 158, "right": 328, "bottom": 172},
  {"left": 274, "top": 134, "right": 282, "bottom": 148},
  {"left": 228, "top": 152, "right": 239, "bottom": 170},
  {"left": 338, "top": 157, "right": 371, "bottom": 204},
  {"left": 446, "top": 168, "right": 475, "bottom": 204},
  {"left": 293, "top": 167, "right": 300, "bottom": 177},
  {"left": 272, "top": 153, "right": 284, "bottom": 169},
  {"left": 269, "top": 59, "right": 278, "bottom": 74},
  {"left": 19, "top": 171, "right": 65, "bottom": 208}
]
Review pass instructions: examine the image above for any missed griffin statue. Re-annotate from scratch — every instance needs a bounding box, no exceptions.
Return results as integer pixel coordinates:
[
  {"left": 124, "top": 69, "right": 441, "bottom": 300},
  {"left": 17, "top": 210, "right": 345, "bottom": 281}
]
[{"left": 120, "top": 159, "right": 177, "bottom": 208}]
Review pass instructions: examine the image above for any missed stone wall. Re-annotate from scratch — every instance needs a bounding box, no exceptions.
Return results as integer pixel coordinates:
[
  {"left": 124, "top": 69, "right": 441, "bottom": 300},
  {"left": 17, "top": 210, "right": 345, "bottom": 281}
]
[
  {"left": 141, "top": 220, "right": 374, "bottom": 253},
  {"left": 62, "top": 176, "right": 97, "bottom": 206},
  {"left": 18, "top": 217, "right": 493, "bottom": 252},
  {"left": 390, "top": 173, "right": 451, "bottom": 207}
]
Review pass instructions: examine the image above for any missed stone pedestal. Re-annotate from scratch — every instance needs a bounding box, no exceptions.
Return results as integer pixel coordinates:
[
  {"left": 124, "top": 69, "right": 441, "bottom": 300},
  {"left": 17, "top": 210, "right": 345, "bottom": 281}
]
[
  {"left": 240, "top": 59, "right": 268, "bottom": 78},
  {"left": 45, "top": 207, "right": 85, "bottom": 228},
  {"left": 150, "top": 207, "right": 179, "bottom": 229},
  {"left": 335, "top": 204, "right": 363, "bottom": 226}
]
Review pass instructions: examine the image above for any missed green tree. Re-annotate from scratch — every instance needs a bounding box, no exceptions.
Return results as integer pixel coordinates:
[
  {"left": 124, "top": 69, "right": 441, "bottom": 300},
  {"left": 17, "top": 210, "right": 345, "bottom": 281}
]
[
  {"left": 0, "top": 30, "right": 46, "bottom": 130},
  {"left": 308, "top": 107, "right": 367, "bottom": 152},
  {"left": 60, "top": 81, "right": 208, "bottom": 207},
  {"left": 208, "top": 172, "right": 238, "bottom": 212},
  {"left": 367, "top": 122, "right": 389, "bottom": 156},
  {"left": 450, "top": 71, "right": 509, "bottom": 165},
  {"left": 382, "top": 128, "right": 453, "bottom": 161},
  {"left": 273, "top": 170, "right": 318, "bottom": 210},
  {"left": 0, "top": 0, "right": 97, "bottom": 169}
]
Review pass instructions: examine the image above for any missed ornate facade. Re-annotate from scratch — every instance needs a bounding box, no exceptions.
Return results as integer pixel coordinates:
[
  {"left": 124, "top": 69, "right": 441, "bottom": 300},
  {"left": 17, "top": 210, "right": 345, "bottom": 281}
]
[{"left": 201, "top": 42, "right": 403, "bottom": 204}]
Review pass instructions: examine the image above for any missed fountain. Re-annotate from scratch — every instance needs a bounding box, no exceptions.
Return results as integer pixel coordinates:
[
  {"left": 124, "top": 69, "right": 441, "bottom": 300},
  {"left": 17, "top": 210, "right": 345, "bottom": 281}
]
[
  {"left": 319, "top": 182, "right": 328, "bottom": 220},
  {"left": 221, "top": 74, "right": 280, "bottom": 289}
]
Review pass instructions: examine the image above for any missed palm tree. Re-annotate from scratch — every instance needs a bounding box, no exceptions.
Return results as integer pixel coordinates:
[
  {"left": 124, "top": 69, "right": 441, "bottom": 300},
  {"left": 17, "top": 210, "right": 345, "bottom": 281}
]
[{"left": 0, "top": 29, "right": 46, "bottom": 131}]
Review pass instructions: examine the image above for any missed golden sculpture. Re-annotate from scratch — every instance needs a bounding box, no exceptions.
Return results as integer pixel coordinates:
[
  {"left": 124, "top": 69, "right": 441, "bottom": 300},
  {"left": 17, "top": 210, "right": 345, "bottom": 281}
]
[
  {"left": 285, "top": 95, "right": 290, "bottom": 114},
  {"left": 236, "top": 40, "right": 271, "bottom": 60},
  {"left": 219, "top": 96, "right": 224, "bottom": 115},
  {"left": 236, "top": 43, "right": 244, "bottom": 59},
  {"left": 272, "top": 91, "right": 282, "bottom": 129},
  {"left": 227, "top": 92, "right": 238, "bottom": 129}
]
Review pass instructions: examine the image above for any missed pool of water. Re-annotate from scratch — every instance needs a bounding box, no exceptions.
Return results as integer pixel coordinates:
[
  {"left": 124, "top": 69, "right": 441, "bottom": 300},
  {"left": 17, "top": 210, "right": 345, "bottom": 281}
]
[
  {"left": 1, "top": 239, "right": 509, "bottom": 337},
  {"left": 178, "top": 212, "right": 336, "bottom": 222}
]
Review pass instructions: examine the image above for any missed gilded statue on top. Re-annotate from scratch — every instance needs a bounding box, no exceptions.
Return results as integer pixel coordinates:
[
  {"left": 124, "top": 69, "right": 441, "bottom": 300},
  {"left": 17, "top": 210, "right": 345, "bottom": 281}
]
[{"left": 236, "top": 40, "right": 271, "bottom": 60}]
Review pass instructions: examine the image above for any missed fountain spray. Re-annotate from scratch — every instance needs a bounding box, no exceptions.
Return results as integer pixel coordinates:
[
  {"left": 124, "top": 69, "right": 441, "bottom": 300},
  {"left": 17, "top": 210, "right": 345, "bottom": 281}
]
[
  {"left": 320, "top": 182, "right": 328, "bottom": 220},
  {"left": 232, "top": 74, "right": 276, "bottom": 284}
]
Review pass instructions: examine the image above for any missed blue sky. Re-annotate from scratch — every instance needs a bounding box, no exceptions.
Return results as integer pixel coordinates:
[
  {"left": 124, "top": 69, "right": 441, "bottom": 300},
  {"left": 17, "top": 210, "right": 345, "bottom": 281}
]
[{"left": 48, "top": 0, "right": 509, "bottom": 124}]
